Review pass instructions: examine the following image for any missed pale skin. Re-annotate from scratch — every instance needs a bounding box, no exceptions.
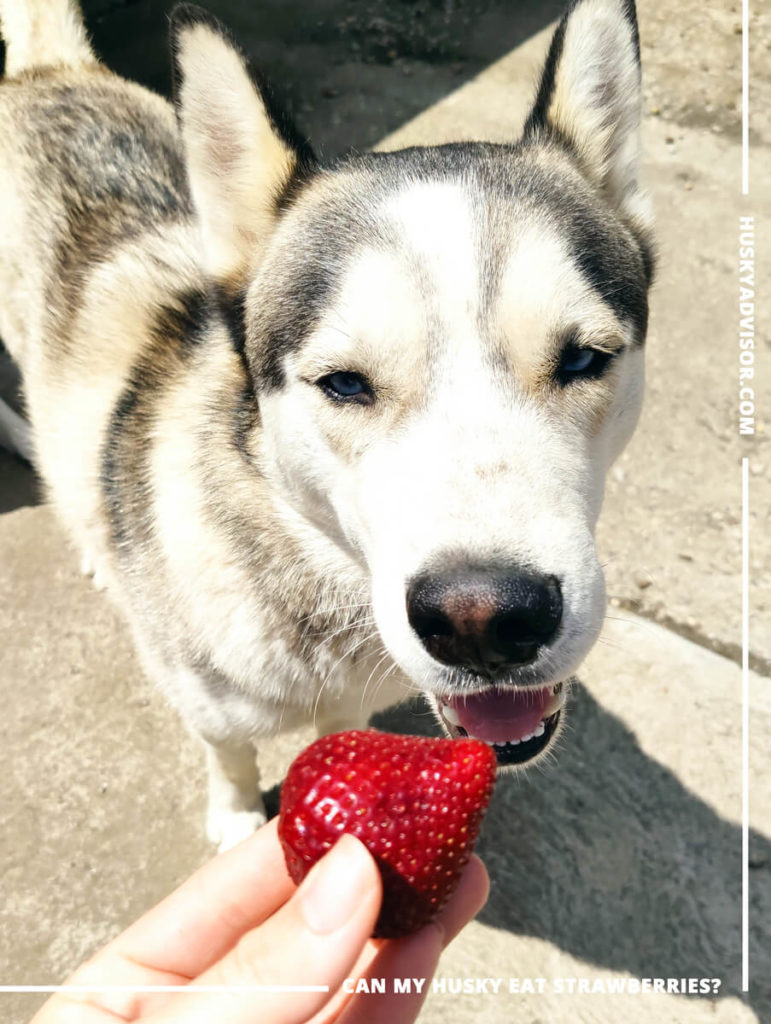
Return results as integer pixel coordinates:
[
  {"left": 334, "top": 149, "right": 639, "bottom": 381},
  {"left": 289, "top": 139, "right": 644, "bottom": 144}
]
[{"left": 31, "top": 820, "right": 489, "bottom": 1024}]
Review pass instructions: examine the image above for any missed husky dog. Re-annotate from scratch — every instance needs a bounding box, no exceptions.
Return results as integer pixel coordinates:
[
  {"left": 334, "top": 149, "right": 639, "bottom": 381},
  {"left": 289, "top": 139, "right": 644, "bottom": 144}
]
[{"left": 0, "top": 0, "right": 653, "bottom": 849}]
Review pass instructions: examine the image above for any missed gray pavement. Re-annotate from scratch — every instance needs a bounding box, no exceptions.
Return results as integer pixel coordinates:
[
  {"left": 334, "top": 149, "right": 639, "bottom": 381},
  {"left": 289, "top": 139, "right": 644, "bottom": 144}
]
[{"left": 1, "top": 2, "right": 769, "bottom": 1022}]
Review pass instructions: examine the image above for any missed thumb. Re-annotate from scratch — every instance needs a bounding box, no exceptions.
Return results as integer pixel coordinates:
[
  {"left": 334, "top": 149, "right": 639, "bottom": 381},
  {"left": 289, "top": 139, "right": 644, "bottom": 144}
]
[{"left": 148, "top": 834, "right": 382, "bottom": 1024}]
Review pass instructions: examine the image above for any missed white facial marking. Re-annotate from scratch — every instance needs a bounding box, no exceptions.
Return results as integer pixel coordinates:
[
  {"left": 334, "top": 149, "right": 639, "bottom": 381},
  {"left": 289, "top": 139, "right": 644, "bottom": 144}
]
[
  {"left": 384, "top": 181, "right": 480, "bottom": 338},
  {"left": 259, "top": 178, "right": 643, "bottom": 699}
]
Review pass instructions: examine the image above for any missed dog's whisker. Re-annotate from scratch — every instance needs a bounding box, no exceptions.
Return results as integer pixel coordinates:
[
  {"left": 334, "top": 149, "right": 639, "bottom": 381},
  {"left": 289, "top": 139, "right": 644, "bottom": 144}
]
[
  {"left": 595, "top": 635, "right": 627, "bottom": 653},
  {"left": 360, "top": 649, "right": 394, "bottom": 713},
  {"left": 306, "top": 622, "right": 377, "bottom": 649},
  {"left": 296, "top": 599, "right": 373, "bottom": 628},
  {"left": 310, "top": 615, "right": 377, "bottom": 650},
  {"left": 376, "top": 656, "right": 417, "bottom": 697},
  {"left": 312, "top": 635, "right": 377, "bottom": 732},
  {"left": 603, "top": 612, "right": 658, "bottom": 633}
]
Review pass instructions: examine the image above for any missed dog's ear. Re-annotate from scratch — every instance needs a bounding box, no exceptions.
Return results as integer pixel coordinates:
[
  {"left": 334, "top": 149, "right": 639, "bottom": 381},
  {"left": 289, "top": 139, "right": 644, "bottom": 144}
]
[
  {"left": 170, "top": 5, "right": 315, "bottom": 289},
  {"left": 524, "top": 0, "right": 650, "bottom": 229}
]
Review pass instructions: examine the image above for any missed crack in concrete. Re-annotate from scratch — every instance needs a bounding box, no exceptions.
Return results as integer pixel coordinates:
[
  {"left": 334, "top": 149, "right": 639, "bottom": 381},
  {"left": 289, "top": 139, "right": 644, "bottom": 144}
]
[{"left": 615, "top": 597, "right": 771, "bottom": 678}]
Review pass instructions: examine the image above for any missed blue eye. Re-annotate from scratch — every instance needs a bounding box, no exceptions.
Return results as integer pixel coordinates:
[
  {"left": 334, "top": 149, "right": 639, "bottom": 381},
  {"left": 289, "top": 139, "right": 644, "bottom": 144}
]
[
  {"left": 557, "top": 344, "right": 612, "bottom": 383},
  {"left": 318, "top": 371, "right": 374, "bottom": 404},
  {"left": 561, "top": 347, "right": 595, "bottom": 373}
]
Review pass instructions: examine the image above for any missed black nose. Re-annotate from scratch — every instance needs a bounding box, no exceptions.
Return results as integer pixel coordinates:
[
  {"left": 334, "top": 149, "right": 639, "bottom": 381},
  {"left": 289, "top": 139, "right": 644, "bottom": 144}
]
[{"left": 406, "top": 566, "right": 562, "bottom": 673}]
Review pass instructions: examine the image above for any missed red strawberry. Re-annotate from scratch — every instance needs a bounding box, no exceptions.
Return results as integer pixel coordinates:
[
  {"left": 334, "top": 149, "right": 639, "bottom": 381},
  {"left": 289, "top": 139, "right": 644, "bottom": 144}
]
[{"left": 278, "top": 729, "right": 496, "bottom": 938}]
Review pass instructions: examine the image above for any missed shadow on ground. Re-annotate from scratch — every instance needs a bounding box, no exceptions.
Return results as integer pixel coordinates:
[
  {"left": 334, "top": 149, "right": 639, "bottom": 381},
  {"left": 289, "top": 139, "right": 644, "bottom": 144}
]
[
  {"left": 78, "top": 0, "right": 565, "bottom": 159},
  {"left": 372, "top": 692, "right": 770, "bottom": 1020},
  {"left": 0, "top": 348, "right": 40, "bottom": 514}
]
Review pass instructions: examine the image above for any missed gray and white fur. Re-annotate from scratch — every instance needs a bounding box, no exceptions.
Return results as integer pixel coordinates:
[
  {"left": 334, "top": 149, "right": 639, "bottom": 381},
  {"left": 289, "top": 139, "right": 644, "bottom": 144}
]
[{"left": 0, "top": 0, "right": 653, "bottom": 849}]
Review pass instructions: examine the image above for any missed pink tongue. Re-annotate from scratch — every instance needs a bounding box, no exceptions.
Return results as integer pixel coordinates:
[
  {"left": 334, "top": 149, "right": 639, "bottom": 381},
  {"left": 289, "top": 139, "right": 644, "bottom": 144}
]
[{"left": 447, "top": 686, "right": 551, "bottom": 744}]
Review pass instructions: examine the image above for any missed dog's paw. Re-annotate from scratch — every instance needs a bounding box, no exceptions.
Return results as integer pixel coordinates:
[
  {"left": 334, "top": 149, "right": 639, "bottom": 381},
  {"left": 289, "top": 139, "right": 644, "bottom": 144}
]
[{"left": 206, "top": 805, "right": 267, "bottom": 853}]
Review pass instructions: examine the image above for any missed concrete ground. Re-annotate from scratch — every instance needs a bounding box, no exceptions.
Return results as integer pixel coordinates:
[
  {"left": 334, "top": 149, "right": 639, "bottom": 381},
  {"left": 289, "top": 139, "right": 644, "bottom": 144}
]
[{"left": 1, "top": 1, "right": 769, "bottom": 1022}]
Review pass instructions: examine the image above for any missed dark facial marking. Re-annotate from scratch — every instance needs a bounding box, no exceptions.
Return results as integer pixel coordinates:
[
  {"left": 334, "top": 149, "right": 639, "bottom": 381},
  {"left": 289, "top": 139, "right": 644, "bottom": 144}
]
[
  {"left": 250, "top": 137, "right": 652, "bottom": 398},
  {"left": 252, "top": 254, "right": 341, "bottom": 391},
  {"left": 565, "top": 205, "right": 649, "bottom": 340}
]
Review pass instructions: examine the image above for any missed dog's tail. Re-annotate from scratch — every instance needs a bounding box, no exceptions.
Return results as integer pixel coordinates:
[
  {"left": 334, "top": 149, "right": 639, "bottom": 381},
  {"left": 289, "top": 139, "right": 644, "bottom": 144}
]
[{"left": 0, "top": 0, "right": 96, "bottom": 78}]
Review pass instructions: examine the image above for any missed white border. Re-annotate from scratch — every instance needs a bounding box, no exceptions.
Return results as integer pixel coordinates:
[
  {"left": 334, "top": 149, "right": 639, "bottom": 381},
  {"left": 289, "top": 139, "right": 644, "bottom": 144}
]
[
  {"left": 741, "top": 457, "right": 749, "bottom": 993},
  {"left": 742, "top": 0, "right": 749, "bottom": 194},
  {"left": 740, "top": 0, "right": 750, "bottom": 993},
  {"left": 0, "top": 0, "right": 757, "bottom": 1007}
]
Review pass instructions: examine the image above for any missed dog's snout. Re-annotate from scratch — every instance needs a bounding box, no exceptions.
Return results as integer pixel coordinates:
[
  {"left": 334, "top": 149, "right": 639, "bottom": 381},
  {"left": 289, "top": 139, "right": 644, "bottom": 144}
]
[{"left": 406, "top": 567, "right": 562, "bottom": 673}]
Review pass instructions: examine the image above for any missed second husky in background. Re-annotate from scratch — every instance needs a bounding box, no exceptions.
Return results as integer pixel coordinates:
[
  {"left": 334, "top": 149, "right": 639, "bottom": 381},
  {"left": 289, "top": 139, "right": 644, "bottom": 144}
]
[{"left": 0, "top": 0, "right": 653, "bottom": 848}]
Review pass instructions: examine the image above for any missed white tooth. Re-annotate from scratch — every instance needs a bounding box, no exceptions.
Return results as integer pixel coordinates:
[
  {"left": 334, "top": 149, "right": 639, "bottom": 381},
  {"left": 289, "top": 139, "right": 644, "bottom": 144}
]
[
  {"left": 441, "top": 704, "right": 462, "bottom": 727},
  {"left": 520, "top": 731, "right": 534, "bottom": 743},
  {"left": 544, "top": 687, "right": 567, "bottom": 717},
  {"left": 534, "top": 722, "right": 545, "bottom": 738},
  {"left": 509, "top": 738, "right": 521, "bottom": 745}
]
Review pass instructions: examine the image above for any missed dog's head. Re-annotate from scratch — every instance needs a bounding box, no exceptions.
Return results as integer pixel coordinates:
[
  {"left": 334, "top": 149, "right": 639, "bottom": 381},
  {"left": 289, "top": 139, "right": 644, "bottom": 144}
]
[{"left": 171, "top": 0, "right": 654, "bottom": 766}]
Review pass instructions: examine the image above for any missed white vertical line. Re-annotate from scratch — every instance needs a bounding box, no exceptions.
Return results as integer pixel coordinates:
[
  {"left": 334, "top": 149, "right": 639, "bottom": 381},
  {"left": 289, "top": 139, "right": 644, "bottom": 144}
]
[
  {"left": 742, "top": 456, "right": 749, "bottom": 992},
  {"left": 742, "top": 0, "right": 749, "bottom": 194},
  {"left": 740, "top": 4, "right": 751, "bottom": 990}
]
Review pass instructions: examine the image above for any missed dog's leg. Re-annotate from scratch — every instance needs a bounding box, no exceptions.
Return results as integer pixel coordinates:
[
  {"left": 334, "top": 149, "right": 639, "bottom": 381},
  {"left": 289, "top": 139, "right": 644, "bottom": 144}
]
[
  {"left": 204, "top": 737, "right": 266, "bottom": 853},
  {"left": 137, "top": 651, "right": 267, "bottom": 852}
]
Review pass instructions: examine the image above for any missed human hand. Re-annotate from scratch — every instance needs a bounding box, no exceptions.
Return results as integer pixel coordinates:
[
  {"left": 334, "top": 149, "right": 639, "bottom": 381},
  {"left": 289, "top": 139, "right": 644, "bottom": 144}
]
[{"left": 31, "top": 818, "right": 488, "bottom": 1024}]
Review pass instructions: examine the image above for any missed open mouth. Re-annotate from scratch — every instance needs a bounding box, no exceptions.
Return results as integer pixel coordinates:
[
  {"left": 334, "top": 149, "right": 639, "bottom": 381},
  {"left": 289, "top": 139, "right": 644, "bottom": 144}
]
[{"left": 438, "top": 682, "right": 566, "bottom": 766}]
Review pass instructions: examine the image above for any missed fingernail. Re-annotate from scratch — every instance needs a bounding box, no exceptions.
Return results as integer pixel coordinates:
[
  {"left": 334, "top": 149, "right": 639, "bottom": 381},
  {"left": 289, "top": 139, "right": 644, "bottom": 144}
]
[{"left": 299, "top": 834, "right": 373, "bottom": 934}]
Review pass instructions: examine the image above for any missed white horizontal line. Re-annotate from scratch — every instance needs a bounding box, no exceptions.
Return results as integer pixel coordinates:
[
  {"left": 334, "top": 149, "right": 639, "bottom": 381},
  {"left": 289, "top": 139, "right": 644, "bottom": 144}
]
[{"left": 0, "top": 985, "right": 330, "bottom": 994}]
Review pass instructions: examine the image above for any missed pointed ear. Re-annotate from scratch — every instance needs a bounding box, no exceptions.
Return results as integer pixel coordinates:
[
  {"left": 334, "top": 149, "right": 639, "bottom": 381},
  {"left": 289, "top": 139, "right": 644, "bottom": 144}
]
[
  {"left": 170, "top": 5, "right": 315, "bottom": 289},
  {"left": 524, "top": 0, "right": 650, "bottom": 229}
]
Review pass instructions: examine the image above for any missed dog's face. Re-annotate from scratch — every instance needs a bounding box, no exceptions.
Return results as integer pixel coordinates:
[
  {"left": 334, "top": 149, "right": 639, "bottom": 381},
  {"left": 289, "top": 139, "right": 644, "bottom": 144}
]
[{"left": 172, "top": 0, "right": 654, "bottom": 766}]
